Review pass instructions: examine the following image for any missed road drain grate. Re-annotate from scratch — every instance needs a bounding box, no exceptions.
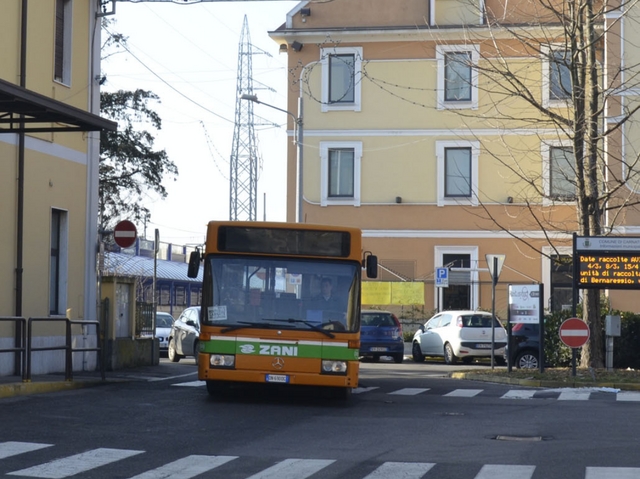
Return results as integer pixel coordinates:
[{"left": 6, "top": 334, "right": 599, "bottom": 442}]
[{"left": 494, "top": 435, "right": 544, "bottom": 442}]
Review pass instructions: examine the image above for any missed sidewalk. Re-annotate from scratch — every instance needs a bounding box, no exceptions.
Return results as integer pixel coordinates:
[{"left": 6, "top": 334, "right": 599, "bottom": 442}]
[{"left": 0, "top": 362, "right": 187, "bottom": 399}]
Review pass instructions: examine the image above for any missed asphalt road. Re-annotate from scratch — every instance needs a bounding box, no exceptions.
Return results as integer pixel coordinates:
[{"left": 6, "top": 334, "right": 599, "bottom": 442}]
[{"left": 1, "top": 358, "right": 639, "bottom": 479}]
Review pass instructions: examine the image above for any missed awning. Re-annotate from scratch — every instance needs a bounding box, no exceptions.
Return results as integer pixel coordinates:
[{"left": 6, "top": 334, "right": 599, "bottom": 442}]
[{"left": 0, "top": 77, "right": 117, "bottom": 134}]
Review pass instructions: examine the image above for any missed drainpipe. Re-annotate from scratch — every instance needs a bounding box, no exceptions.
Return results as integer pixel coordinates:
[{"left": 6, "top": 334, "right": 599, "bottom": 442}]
[{"left": 15, "top": 0, "right": 27, "bottom": 375}]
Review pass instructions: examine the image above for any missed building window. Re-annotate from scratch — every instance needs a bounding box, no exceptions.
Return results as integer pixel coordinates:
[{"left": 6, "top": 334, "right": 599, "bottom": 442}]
[
  {"left": 329, "top": 54, "right": 355, "bottom": 104},
  {"left": 444, "top": 147, "right": 472, "bottom": 197},
  {"left": 321, "top": 47, "right": 362, "bottom": 112},
  {"left": 445, "top": 52, "right": 472, "bottom": 101},
  {"left": 550, "top": 50, "right": 572, "bottom": 101},
  {"left": 550, "top": 255, "right": 573, "bottom": 312},
  {"left": 50, "top": 209, "right": 68, "bottom": 315},
  {"left": 437, "top": 45, "right": 479, "bottom": 109},
  {"left": 542, "top": 46, "right": 572, "bottom": 107},
  {"left": 542, "top": 142, "right": 576, "bottom": 203},
  {"left": 435, "top": 246, "right": 479, "bottom": 310},
  {"left": 328, "top": 149, "right": 355, "bottom": 198},
  {"left": 550, "top": 146, "right": 576, "bottom": 200},
  {"left": 54, "top": 0, "right": 72, "bottom": 85},
  {"left": 320, "top": 141, "right": 362, "bottom": 206},
  {"left": 436, "top": 140, "right": 479, "bottom": 206}
]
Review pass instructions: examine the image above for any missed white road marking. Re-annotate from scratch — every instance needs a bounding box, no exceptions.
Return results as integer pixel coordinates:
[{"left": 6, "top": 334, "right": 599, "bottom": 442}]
[
  {"left": 474, "top": 464, "right": 536, "bottom": 479},
  {"left": 558, "top": 391, "right": 591, "bottom": 400},
  {"left": 616, "top": 392, "right": 640, "bottom": 402},
  {"left": 586, "top": 467, "right": 640, "bottom": 478},
  {"left": 8, "top": 448, "right": 144, "bottom": 478},
  {"left": 148, "top": 372, "right": 198, "bottom": 382},
  {"left": 353, "top": 387, "right": 379, "bottom": 394},
  {"left": 388, "top": 388, "right": 430, "bottom": 396},
  {"left": 171, "top": 381, "right": 206, "bottom": 387},
  {"left": 245, "top": 459, "right": 335, "bottom": 479},
  {"left": 444, "top": 389, "right": 483, "bottom": 397},
  {"left": 362, "top": 461, "right": 436, "bottom": 479},
  {"left": 0, "top": 442, "right": 52, "bottom": 460},
  {"left": 127, "top": 455, "right": 237, "bottom": 479},
  {"left": 501, "top": 390, "right": 536, "bottom": 399}
]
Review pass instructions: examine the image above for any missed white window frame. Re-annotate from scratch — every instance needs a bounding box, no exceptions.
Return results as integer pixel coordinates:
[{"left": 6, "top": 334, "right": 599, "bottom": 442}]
[
  {"left": 434, "top": 246, "right": 480, "bottom": 310},
  {"left": 436, "top": 44, "right": 479, "bottom": 110},
  {"left": 320, "top": 141, "right": 362, "bottom": 206},
  {"left": 541, "top": 140, "right": 576, "bottom": 205},
  {"left": 321, "top": 46, "right": 362, "bottom": 112},
  {"left": 54, "top": 0, "right": 73, "bottom": 86},
  {"left": 436, "top": 140, "right": 480, "bottom": 206},
  {"left": 541, "top": 45, "right": 572, "bottom": 108}
]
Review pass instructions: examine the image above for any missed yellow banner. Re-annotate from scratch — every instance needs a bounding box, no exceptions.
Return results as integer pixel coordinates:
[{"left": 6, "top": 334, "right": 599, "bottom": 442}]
[{"left": 362, "top": 282, "right": 424, "bottom": 305}]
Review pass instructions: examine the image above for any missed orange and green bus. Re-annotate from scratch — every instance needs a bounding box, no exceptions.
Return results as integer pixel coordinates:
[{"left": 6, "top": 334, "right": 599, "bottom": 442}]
[{"left": 187, "top": 221, "right": 377, "bottom": 399}]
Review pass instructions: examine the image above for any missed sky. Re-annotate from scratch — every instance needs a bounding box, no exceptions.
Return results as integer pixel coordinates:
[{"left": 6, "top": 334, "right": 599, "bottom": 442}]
[{"left": 102, "top": 0, "right": 300, "bottom": 247}]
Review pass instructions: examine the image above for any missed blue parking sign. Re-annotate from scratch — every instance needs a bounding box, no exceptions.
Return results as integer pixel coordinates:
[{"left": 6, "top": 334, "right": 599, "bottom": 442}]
[{"left": 436, "top": 267, "right": 449, "bottom": 287}]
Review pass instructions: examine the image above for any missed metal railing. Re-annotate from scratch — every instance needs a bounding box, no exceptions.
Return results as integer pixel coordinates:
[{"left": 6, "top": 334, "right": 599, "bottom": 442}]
[
  {"left": 0, "top": 316, "right": 27, "bottom": 380},
  {"left": 25, "top": 317, "right": 105, "bottom": 382}
]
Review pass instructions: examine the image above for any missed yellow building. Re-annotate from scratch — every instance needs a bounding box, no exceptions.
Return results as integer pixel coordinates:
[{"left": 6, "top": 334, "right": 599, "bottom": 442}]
[
  {"left": 269, "top": 0, "right": 640, "bottom": 316},
  {"left": 0, "top": 2, "right": 116, "bottom": 376}
]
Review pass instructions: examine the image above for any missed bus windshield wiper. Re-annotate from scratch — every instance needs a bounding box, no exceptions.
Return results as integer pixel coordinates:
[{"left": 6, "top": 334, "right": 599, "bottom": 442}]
[
  {"left": 271, "top": 319, "right": 335, "bottom": 338},
  {"left": 220, "top": 321, "right": 281, "bottom": 333}
]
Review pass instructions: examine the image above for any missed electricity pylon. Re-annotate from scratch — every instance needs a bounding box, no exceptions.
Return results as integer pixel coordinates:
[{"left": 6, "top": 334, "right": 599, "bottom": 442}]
[{"left": 229, "top": 16, "right": 259, "bottom": 221}]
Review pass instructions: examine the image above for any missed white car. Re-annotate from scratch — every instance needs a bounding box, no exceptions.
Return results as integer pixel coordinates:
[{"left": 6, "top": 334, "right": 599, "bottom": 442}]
[
  {"left": 155, "top": 312, "right": 175, "bottom": 354},
  {"left": 412, "top": 310, "right": 507, "bottom": 365}
]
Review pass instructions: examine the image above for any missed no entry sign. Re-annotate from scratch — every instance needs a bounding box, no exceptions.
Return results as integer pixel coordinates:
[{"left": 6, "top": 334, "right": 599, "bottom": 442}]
[
  {"left": 113, "top": 220, "right": 137, "bottom": 248},
  {"left": 559, "top": 317, "right": 590, "bottom": 348}
]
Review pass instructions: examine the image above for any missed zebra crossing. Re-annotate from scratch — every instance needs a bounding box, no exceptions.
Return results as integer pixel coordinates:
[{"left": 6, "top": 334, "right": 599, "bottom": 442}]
[
  {"left": 1, "top": 442, "right": 640, "bottom": 479},
  {"left": 168, "top": 380, "right": 640, "bottom": 401}
]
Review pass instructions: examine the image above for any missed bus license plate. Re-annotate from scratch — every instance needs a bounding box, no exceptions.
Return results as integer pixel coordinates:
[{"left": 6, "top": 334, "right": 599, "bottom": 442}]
[
  {"left": 266, "top": 374, "right": 289, "bottom": 384},
  {"left": 370, "top": 347, "right": 388, "bottom": 352}
]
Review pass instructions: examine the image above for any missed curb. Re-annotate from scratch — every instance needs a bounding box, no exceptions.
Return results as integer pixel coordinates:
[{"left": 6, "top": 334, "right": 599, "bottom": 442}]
[
  {"left": 0, "top": 378, "right": 111, "bottom": 399},
  {"left": 449, "top": 372, "right": 640, "bottom": 391}
]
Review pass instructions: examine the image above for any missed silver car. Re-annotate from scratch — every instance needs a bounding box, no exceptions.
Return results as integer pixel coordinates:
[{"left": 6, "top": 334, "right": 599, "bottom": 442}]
[{"left": 168, "top": 306, "right": 200, "bottom": 364}]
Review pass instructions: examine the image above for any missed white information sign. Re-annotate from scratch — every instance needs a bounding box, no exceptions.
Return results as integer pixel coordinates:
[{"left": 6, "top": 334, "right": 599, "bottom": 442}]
[{"left": 508, "top": 284, "right": 541, "bottom": 324}]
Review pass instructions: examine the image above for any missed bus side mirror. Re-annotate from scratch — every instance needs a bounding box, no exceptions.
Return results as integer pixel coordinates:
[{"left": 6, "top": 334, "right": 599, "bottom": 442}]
[
  {"left": 363, "top": 253, "right": 378, "bottom": 279},
  {"left": 187, "top": 249, "right": 201, "bottom": 278}
]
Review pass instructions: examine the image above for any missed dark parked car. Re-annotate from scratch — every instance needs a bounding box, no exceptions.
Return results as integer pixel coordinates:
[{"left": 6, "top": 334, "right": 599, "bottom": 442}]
[
  {"left": 359, "top": 310, "right": 404, "bottom": 363},
  {"left": 168, "top": 306, "right": 201, "bottom": 364},
  {"left": 506, "top": 322, "right": 541, "bottom": 369}
]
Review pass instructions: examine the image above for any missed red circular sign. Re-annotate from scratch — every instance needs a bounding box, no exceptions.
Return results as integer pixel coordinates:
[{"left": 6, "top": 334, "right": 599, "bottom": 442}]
[
  {"left": 559, "top": 317, "right": 590, "bottom": 348},
  {"left": 113, "top": 220, "right": 137, "bottom": 248}
]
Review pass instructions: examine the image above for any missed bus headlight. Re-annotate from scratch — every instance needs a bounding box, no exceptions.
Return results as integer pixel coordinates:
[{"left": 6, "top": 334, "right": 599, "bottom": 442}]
[
  {"left": 210, "top": 354, "right": 235, "bottom": 368},
  {"left": 322, "top": 360, "right": 347, "bottom": 374}
]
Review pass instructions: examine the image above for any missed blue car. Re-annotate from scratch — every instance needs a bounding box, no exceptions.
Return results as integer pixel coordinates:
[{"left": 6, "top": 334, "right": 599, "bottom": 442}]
[{"left": 359, "top": 310, "right": 404, "bottom": 363}]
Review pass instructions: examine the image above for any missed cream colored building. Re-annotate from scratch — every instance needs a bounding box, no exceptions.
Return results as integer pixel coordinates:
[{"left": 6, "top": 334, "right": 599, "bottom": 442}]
[
  {"left": 1, "top": 2, "right": 116, "bottom": 376},
  {"left": 269, "top": 0, "right": 640, "bottom": 316}
]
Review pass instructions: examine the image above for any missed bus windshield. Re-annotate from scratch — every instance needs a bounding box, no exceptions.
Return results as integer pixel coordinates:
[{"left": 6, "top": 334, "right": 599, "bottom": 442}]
[{"left": 202, "top": 255, "right": 360, "bottom": 333}]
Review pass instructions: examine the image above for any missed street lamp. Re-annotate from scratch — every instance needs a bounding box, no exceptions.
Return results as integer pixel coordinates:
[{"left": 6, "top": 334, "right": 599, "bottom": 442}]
[{"left": 241, "top": 93, "right": 304, "bottom": 223}]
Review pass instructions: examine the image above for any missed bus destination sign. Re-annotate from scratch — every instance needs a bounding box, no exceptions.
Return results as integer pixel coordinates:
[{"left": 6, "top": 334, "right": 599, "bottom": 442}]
[{"left": 578, "top": 253, "right": 640, "bottom": 288}]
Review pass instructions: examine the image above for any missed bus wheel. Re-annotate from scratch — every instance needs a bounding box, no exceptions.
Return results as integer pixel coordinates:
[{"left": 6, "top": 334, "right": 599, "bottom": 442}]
[
  {"left": 333, "top": 387, "right": 352, "bottom": 400},
  {"left": 206, "top": 380, "right": 228, "bottom": 396},
  {"left": 168, "top": 338, "right": 181, "bottom": 363}
]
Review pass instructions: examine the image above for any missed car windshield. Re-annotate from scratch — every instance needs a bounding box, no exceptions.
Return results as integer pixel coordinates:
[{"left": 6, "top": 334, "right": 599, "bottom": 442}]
[
  {"left": 460, "top": 314, "right": 502, "bottom": 328},
  {"left": 156, "top": 314, "right": 173, "bottom": 328},
  {"left": 201, "top": 255, "right": 360, "bottom": 332}
]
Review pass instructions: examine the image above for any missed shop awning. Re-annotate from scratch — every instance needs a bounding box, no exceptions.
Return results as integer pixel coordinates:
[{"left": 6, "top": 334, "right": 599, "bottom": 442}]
[{"left": 0, "top": 77, "right": 117, "bottom": 134}]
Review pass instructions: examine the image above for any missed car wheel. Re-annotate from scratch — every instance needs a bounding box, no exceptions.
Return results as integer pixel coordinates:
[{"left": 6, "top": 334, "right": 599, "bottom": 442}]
[
  {"left": 412, "top": 342, "right": 424, "bottom": 362},
  {"left": 393, "top": 353, "right": 404, "bottom": 364},
  {"left": 495, "top": 356, "right": 507, "bottom": 366},
  {"left": 444, "top": 343, "right": 458, "bottom": 365},
  {"left": 193, "top": 341, "right": 199, "bottom": 366},
  {"left": 168, "top": 338, "right": 181, "bottom": 363},
  {"left": 515, "top": 350, "right": 539, "bottom": 369}
]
